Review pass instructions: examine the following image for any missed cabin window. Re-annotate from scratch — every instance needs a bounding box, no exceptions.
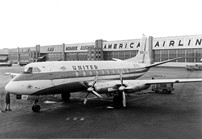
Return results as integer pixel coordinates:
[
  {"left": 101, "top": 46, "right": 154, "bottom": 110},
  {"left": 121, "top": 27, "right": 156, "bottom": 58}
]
[
  {"left": 109, "top": 69, "right": 114, "bottom": 74},
  {"left": 85, "top": 71, "right": 92, "bottom": 76},
  {"left": 118, "top": 69, "right": 122, "bottom": 74},
  {"left": 115, "top": 69, "right": 119, "bottom": 74},
  {"left": 123, "top": 69, "right": 129, "bottom": 73},
  {"left": 75, "top": 71, "right": 79, "bottom": 77},
  {"left": 101, "top": 70, "right": 105, "bottom": 75},
  {"left": 104, "top": 69, "right": 109, "bottom": 74},
  {"left": 83, "top": 71, "right": 86, "bottom": 76},
  {"left": 89, "top": 71, "right": 93, "bottom": 76},
  {"left": 98, "top": 70, "right": 103, "bottom": 75}
]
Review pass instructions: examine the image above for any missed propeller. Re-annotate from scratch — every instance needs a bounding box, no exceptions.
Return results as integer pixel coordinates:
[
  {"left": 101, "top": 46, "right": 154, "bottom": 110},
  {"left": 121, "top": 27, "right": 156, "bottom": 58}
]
[
  {"left": 84, "top": 75, "right": 102, "bottom": 104},
  {"left": 119, "top": 71, "right": 126, "bottom": 107}
]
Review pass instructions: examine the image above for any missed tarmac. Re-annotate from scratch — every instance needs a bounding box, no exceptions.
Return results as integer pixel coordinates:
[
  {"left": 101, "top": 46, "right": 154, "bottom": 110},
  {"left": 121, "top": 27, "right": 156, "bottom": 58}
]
[{"left": 0, "top": 65, "right": 202, "bottom": 138}]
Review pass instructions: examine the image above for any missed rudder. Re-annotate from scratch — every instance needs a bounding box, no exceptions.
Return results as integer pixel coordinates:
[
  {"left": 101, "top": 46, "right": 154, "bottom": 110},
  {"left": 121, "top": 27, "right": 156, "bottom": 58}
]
[{"left": 126, "top": 34, "right": 153, "bottom": 65}]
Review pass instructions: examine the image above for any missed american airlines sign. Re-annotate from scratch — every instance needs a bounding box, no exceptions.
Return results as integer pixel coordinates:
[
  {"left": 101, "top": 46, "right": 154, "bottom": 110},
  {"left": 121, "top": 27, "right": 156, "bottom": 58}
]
[
  {"left": 103, "top": 35, "right": 202, "bottom": 51},
  {"left": 153, "top": 35, "right": 202, "bottom": 49},
  {"left": 103, "top": 39, "right": 140, "bottom": 51},
  {"left": 64, "top": 35, "right": 202, "bottom": 52}
]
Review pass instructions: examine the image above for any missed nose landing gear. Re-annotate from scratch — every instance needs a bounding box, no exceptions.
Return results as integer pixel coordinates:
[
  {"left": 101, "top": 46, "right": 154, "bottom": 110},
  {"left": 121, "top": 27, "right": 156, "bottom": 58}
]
[{"left": 32, "top": 100, "right": 41, "bottom": 112}]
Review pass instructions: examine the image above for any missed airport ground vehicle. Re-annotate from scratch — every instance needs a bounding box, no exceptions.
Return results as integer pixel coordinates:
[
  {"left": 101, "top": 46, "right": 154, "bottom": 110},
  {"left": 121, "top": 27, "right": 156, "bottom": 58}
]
[
  {"left": 185, "top": 64, "right": 202, "bottom": 71},
  {"left": 0, "top": 61, "right": 12, "bottom": 67},
  {"left": 151, "top": 83, "right": 174, "bottom": 94}
]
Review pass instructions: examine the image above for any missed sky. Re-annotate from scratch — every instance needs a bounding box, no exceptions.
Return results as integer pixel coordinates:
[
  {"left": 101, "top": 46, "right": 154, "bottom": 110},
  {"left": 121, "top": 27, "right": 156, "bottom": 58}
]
[{"left": 0, "top": 0, "right": 202, "bottom": 48}]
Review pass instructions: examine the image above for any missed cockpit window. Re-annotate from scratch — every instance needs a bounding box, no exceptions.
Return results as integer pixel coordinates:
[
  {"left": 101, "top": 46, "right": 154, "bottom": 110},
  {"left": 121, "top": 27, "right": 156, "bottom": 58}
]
[
  {"left": 23, "top": 67, "right": 33, "bottom": 73},
  {"left": 23, "top": 67, "right": 41, "bottom": 74},
  {"left": 33, "top": 67, "right": 41, "bottom": 73}
]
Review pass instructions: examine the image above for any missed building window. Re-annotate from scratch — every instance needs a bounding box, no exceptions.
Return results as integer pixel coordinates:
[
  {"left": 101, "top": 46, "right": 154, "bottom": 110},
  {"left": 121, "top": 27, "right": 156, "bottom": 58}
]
[
  {"left": 177, "top": 49, "right": 185, "bottom": 62},
  {"left": 168, "top": 49, "right": 177, "bottom": 62},
  {"left": 118, "top": 51, "right": 125, "bottom": 60},
  {"left": 161, "top": 50, "right": 169, "bottom": 61},
  {"left": 131, "top": 50, "right": 138, "bottom": 57},
  {"left": 153, "top": 50, "right": 161, "bottom": 62},
  {"left": 186, "top": 49, "right": 194, "bottom": 62},
  {"left": 125, "top": 51, "right": 131, "bottom": 59},
  {"left": 195, "top": 49, "right": 202, "bottom": 62}
]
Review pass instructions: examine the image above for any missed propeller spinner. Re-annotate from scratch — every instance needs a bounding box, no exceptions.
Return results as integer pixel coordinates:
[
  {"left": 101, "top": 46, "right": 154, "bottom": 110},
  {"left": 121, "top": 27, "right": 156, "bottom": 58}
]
[{"left": 84, "top": 75, "right": 102, "bottom": 104}]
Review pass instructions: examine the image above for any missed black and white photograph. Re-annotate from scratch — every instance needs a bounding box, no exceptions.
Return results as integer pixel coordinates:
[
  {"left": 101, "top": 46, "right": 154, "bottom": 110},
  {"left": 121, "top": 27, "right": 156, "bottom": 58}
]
[{"left": 0, "top": 0, "right": 202, "bottom": 138}]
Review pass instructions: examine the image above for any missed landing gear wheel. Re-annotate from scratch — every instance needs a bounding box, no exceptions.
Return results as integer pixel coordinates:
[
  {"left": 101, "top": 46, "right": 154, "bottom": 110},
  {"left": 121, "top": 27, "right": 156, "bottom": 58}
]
[
  {"left": 61, "top": 93, "right": 70, "bottom": 102},
  {"left": 113, "top": 95, "right": 123, "bottom": 109},
  {"left": 32, "top": 105, "right": 41, "bottom": 112},
  {"left": 163, "top": 89, "right": 168, "bottom": 94}
]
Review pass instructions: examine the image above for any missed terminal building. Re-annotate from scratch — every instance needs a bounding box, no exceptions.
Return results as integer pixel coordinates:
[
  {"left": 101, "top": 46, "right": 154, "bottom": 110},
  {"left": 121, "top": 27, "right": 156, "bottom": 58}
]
[{"left": 0, "top": 34, "right": 202, "bottom": 66}]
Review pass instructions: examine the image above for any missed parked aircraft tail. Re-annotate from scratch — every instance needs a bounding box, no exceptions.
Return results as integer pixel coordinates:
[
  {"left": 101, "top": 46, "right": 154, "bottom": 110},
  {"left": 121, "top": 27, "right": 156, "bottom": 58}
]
[{"left": 126, "top": 34, "right": 153, "bottom": 65}]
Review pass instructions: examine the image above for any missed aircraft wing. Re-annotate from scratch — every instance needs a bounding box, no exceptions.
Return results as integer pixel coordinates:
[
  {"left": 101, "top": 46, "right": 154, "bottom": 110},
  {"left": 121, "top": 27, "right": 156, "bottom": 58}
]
[
  {"left": 84, "top": 76, "right": 202, "bottom": 93},
  {"left": 121, "top": 78, "right": 202, "bottom": 91},
  {"left": 143, "top": 78, "right": 202, "bottom": 85}
]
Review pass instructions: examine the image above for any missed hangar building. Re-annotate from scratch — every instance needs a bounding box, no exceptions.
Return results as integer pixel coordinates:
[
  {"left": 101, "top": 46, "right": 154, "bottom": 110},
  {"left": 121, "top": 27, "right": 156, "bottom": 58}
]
[{"left": 0, "top": 34, "right": 202, "bottom": 66}]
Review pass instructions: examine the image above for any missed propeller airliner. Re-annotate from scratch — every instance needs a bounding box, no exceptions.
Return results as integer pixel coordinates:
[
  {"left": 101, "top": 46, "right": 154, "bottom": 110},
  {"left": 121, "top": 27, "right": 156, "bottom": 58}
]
[{"left": 5, "top": 35, "right": 202, "bottom": 112}]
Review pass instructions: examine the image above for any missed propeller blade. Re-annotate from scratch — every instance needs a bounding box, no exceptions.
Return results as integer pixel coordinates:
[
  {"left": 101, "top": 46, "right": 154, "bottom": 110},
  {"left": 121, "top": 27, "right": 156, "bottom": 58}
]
[
  {"left": 122, "top": 91, "right": 126, "bottom": 107},
  {"left": 84, "top": 98, "right": 88, "bottom": 104},
  {"left": 120, "top": 71, "right": 123, "bottom": 85},
  {"left": 83, "top": 92, "right": 89, "bottom": 104},
  {"left": 92, "top": 75, "right": 98, "bottom": 87},
  {"left": 85, "top": 92, "right": 89, "bottom": 98},
  {"left": 92, "top": 90, "right": 103, "bottom": 99}
]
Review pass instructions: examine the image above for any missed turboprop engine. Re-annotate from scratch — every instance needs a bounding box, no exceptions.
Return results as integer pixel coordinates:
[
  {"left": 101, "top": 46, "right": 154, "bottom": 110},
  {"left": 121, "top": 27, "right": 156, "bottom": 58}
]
[
  {"left": 94, "top": 81, "right": 121, "bottom": 94},
  {"left": 124, "top": 81, "right": 151, "bottom": 93},
  {"left": 94, "top": 81, "right": 151, "bottom": 94}
]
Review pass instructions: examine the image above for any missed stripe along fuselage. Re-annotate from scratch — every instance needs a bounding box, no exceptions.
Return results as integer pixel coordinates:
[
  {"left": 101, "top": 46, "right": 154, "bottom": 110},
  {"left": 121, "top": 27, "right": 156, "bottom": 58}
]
[{"left": 6, "top": 60, "right": 149, "bottom": 95}]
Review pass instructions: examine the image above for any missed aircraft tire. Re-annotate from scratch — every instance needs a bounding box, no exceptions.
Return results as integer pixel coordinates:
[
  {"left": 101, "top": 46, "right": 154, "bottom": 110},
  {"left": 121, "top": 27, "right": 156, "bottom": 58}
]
[
  {"left": 113, "top": 95, "right": 123, "bottom": 109},
  {"left": 32, "top": 105, "right": 41, "bottom": 112},
  {"left": 61, "top": 93, "right": 70, "bottom": 102},
  {"left": 167, "top": 91, "right": 172, "bottom": 94},
  {"left": 163, "top": 89, "right": 168, "bottom": 94}
]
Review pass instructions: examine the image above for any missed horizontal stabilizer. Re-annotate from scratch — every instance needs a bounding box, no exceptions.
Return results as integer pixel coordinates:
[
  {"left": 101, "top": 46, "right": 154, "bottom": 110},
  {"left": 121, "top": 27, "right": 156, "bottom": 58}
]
[
  {"left": 112, "top": 58, "right": 123, "bottom": 61},
  {"left": 145, "top": 57, "right": 182, "bottom": 68}
]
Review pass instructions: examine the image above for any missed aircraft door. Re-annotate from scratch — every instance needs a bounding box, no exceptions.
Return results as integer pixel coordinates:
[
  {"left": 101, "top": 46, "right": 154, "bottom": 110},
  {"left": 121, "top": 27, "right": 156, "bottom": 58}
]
[{"left": 50, "top": 64, "right": 65, "bottom": 87}]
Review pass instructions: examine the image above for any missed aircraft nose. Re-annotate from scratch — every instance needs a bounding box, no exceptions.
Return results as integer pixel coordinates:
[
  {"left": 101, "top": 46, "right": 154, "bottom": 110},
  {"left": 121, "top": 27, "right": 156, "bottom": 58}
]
[{"left": 5, "top": 81, "right": 17, "bottom": 94}]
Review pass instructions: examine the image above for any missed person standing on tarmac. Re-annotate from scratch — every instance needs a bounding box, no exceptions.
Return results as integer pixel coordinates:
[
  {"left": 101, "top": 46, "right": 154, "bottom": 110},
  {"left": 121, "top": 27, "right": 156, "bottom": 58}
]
[{"left": 5, "top": 92, "right": 11, "bottom": 111}]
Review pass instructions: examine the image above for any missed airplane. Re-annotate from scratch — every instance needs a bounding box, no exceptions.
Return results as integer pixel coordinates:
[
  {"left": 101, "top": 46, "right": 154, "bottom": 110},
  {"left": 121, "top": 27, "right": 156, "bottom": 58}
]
[{"left": 5, "top": 34, "right": 202, "bottom": 112}]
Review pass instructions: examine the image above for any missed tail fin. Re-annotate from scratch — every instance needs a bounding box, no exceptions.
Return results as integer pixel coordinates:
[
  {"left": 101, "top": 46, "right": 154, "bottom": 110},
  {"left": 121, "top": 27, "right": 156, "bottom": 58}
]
[{"left": 126, "top": 34, "right": 153, "bottom": 65}]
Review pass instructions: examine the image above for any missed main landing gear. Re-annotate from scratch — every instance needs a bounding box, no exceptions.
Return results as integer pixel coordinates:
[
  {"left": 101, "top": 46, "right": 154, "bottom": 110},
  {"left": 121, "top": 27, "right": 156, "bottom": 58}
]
[
  {"left": 32, "top": 100, "right": 41, "bottom": 112},
  {"left": 113, "top": 91, "right": 126, "bottom": 108},
  {"left": 61, "top": 92, "right": 70, "bottom": 102},
  {"left": 113, "top": 71, "right": 127, "bottom": 108}
]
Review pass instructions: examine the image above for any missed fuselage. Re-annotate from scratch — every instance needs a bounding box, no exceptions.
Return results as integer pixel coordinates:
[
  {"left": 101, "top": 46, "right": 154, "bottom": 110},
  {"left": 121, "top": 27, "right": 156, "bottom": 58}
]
[{"left": 5, "top": 60, "right": 149, "bottom": 95}]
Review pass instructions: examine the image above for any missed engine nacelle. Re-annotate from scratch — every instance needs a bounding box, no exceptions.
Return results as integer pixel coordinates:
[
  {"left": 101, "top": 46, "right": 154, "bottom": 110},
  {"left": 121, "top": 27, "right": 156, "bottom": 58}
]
[
  {"left": 92, "top": 81, "right": 151, "bottom": 94},
  {"left": 96, "top": 87, "right": 118, "bottom": 94},
  {"left": 128, "top": 83, "right": 151, "bottom": 93},
  {"left": 95, "top": 81, "right": 119, "bottom": 94}
]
